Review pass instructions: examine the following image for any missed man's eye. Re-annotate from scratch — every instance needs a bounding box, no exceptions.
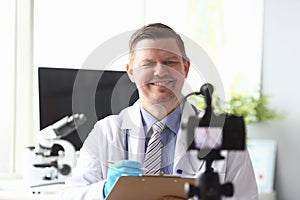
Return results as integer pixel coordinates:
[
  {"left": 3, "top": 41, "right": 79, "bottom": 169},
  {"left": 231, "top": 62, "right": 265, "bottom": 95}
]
[
  {"left": 163, "top": 61, "right": 178, "bottom": 66},
  {"left": 142, "top": 63, "right": 155, "bottom": 67}
]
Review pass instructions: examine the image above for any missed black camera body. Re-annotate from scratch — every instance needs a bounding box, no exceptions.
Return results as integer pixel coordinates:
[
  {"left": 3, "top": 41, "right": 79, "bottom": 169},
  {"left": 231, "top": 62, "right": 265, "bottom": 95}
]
[
  {"left": 185, "top": 83, "right": 246, "bottom": 152},
  {"left": 183, "top": 83, "right": 246, "bottom": 200},
  {"left": 186, "top": 113, "right": 246, "bottom": 152}
]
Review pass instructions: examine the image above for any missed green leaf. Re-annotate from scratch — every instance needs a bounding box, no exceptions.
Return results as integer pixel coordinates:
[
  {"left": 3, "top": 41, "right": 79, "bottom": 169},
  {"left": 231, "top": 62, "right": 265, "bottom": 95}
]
[{"left": 189, "top": 86, "right": 278, "bottom": 124}]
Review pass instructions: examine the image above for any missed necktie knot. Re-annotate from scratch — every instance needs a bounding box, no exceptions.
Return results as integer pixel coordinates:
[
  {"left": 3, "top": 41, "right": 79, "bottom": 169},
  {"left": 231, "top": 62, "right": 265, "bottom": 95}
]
[{"left": 152, "top": 121, "right": 165, "bottom": 135}]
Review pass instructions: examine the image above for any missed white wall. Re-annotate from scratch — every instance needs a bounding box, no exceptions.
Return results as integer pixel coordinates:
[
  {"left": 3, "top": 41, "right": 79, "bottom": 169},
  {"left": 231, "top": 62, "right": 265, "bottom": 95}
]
[{"left": 250, "top": 0, "right": 300, "bottom": 199}]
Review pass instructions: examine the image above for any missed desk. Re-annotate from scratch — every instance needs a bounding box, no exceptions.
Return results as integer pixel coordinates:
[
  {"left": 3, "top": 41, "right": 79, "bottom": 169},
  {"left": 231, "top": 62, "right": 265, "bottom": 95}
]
[
  {"left": 259, "top": 192, "right": 277, "bottom": 200},
  {"left": 0, "top": 179, "right": 276, "bottom": 200},
  {"left": 0, "top": 180, "right": 60, "bottom": 200}
]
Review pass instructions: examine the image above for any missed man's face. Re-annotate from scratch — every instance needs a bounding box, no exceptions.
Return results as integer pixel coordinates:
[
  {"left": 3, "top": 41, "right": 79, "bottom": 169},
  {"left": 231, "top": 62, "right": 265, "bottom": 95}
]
[{"left": 126, "top": 38, "right": 190, "bottom": 106}]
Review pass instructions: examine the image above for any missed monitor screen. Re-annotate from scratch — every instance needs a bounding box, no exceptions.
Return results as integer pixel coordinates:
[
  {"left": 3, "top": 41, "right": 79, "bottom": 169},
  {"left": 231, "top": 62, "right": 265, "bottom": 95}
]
[{"left": 38, "top": 67, "right": 139, "bottom": 152}]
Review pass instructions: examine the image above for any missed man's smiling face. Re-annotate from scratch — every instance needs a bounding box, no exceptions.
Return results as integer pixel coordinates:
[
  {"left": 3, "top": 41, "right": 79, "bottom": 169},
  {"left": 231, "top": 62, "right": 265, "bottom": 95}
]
[{"left": 127, "top": 38, "right": 190, "bottom": 108}]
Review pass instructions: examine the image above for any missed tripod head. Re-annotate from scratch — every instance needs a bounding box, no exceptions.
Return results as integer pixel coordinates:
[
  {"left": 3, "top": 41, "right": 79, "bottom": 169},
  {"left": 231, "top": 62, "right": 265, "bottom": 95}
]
[{"left": 184, "top": 151, "right": 233, "bottom": 200}]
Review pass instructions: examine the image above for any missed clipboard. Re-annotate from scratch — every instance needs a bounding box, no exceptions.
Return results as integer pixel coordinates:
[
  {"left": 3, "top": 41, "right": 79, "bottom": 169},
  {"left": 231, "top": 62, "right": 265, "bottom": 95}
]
[{"left": 105, "top": 175, "right": 195, "bottom": 200}]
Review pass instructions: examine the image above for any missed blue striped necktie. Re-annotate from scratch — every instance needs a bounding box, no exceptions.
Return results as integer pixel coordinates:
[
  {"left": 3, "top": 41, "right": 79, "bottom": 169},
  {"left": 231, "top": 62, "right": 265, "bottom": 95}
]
[{"left": 144, "top": 121, "right": 165, "bottom": 175}]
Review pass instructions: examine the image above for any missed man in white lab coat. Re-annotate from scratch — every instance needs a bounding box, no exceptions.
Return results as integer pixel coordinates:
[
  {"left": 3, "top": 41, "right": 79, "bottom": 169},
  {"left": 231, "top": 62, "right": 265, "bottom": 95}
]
[{"left": 60, "top": 23, "right": 258, "bottom": 200}]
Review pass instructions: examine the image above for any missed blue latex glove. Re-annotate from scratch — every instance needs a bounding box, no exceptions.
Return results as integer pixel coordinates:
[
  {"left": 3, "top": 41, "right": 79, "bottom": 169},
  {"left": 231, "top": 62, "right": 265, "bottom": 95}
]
[{"left": 103, "top": 160, "right": 144, "bottom": 196}]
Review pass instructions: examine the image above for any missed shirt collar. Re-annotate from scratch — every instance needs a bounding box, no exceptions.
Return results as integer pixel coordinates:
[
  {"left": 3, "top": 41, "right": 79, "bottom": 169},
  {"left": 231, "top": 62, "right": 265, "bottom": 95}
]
[{"left": 140, "top": 103, "right": 182, "bottom": 136}]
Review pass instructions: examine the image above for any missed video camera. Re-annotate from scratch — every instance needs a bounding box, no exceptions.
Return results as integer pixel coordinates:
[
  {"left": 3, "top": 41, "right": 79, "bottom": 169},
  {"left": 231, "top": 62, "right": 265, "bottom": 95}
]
[
  {"left": 183, "top": 83, "right": 246, "bottom": 200},
  {"left": 185, "top": 83, "right": 246, "bottom": 152}
]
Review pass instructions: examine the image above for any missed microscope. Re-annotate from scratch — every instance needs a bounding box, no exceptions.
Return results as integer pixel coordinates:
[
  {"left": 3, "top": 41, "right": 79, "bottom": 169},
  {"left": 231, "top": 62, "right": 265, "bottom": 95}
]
[
  {"left": 183, "top": 83, "right": 246, "bottom": 200},
  {"left": 23, "top": 113, "right": 86, "bottom": 187}
]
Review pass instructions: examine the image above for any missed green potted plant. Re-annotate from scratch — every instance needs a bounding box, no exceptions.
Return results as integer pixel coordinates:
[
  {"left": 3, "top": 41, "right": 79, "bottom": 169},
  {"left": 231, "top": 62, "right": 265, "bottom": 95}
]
[{"left": 189, "top": 85, "right": 278, "bottom": 125}]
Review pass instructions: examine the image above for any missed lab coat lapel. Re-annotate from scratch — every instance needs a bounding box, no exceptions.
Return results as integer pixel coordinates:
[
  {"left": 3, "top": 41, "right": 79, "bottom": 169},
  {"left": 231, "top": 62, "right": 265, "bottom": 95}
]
[
  {"left": 120, "top": 100, "right": 145, "bottom": 164},
  {"left": 174, "top": 103, "right": 204, "bottom": 176}
]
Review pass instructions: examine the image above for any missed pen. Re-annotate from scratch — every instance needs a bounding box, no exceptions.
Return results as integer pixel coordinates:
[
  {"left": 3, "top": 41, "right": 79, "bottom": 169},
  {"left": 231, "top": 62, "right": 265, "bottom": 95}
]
[{"left": 107, "top": 160, "right": 147, "bottom": 171}]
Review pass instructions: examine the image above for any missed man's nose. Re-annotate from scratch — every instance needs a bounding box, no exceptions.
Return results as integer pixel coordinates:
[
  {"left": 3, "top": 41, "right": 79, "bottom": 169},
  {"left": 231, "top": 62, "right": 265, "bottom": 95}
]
[{"left": 153, "top": 63, "right": 168, "bottom": 76}]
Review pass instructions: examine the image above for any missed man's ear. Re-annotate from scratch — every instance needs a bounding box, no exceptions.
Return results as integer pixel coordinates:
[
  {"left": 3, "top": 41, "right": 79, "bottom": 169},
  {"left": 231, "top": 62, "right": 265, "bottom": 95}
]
[
  {"left": 126, "top": 63, "right": 135, "bottom": 82},
  {"left": 183, "top": 58, "right": 190, "bottom": 78}
]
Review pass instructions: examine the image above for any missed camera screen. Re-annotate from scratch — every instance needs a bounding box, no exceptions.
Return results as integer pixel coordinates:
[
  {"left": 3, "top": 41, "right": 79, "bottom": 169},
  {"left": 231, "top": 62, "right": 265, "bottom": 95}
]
[{"left": 194, "top": 127, "right": 223, "bottom": 149}]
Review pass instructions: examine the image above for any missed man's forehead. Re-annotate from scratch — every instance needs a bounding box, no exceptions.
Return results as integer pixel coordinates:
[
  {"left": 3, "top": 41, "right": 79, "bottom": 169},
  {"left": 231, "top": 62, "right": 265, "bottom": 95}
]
[{"left": 134, "top": 38, "right": 182, "bottom": 57}]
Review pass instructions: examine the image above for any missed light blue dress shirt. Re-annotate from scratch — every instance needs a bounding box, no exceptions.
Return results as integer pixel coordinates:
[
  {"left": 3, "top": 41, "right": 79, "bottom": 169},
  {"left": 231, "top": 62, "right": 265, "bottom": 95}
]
[{"left": 140, "top": 104, "right": 182, "bottom": 174}]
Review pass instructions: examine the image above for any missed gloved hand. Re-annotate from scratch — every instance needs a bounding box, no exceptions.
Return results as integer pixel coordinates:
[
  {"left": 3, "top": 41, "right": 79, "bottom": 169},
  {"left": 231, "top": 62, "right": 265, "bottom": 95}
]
[{"left": 103, "top": 160, "right": 144, "bottom": 196}]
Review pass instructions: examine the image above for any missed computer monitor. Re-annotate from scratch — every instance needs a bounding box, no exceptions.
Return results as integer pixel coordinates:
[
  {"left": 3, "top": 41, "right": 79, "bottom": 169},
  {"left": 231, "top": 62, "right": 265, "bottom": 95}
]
[{"left": 38, "top": 67, "right": 139, "bottom": 151}]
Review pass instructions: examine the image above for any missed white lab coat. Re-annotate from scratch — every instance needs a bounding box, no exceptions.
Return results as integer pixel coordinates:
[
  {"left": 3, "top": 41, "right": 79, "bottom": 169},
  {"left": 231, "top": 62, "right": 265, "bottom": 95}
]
[{"left": 59, "top": 100, "right": 258, "bottom": 200}]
